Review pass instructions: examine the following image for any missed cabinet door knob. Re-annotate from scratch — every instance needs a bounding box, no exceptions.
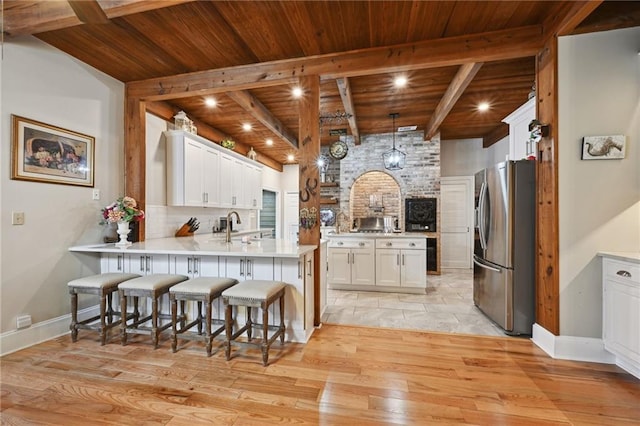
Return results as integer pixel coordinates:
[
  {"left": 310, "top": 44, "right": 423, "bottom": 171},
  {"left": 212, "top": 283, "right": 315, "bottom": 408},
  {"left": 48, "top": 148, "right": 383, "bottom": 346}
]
[
  {"left": 386, "top": 242, "right": 392, "bottom": 247},
  {"left": 409, "top": 243, "right": 416, "bottom": 247},
  {"left": 616, "top": 270, "right": 632, "bottom": 278},
  {"left": 359, "top": 242, "right": 365, "bottom": 247},
  {"left": 337, "top": 241, "right": 343, "bottom": 246}
]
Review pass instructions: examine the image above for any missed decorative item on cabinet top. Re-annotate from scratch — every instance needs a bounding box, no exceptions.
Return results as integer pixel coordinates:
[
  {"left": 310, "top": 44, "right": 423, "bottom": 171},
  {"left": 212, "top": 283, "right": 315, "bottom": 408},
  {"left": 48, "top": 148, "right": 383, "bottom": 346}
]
[{"left": 220, "top": 139, "right": 235, "bottom": 150}]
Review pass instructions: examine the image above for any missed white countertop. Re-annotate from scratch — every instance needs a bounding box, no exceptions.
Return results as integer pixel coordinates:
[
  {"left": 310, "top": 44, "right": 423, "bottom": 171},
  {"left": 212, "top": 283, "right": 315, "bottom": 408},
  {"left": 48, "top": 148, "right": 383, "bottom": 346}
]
[
  {"left": 70, "top": 234, "right": 316, "bottom": 258},
  {"left": 598, "top": 252, "right": 640, "bottom": 264},
  {"left": 326, "top": 232, "right": 431, "bottom": 239}
]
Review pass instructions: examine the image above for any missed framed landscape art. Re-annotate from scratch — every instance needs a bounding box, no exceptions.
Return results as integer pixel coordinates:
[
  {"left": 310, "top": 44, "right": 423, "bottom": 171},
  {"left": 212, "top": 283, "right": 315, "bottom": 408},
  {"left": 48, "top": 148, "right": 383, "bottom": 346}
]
[{"left": 11, "top": 115, "right": 95, "bottom": 187}]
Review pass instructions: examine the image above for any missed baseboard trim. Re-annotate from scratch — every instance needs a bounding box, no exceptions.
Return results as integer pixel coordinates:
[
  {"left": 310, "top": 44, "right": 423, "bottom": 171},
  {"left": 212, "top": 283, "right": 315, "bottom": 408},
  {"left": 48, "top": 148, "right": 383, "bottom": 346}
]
[
  {"left": 0, "top": 305, "right": 100, "bottom": 356},
  {"left": 531, "top": 323, "right": 616, "bottom": 364}
]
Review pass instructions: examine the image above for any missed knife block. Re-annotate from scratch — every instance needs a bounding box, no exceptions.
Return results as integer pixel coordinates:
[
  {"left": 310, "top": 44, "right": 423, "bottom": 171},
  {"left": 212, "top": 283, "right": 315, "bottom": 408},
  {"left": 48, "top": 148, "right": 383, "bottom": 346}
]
[{"left": 175, "top": 223, "right": 194, "bottom": 237}]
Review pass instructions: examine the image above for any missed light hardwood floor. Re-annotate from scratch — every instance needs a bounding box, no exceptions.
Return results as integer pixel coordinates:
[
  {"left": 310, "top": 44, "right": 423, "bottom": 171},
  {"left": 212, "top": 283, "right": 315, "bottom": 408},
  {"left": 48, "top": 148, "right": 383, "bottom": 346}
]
[{"left": 1, "top": 324, "right": 639, "bottom": 425}]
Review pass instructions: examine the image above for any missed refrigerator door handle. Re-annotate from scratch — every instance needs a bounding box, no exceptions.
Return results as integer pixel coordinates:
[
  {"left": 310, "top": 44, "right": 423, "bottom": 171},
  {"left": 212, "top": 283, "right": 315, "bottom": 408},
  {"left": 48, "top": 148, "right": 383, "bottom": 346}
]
[
  {"left": 473, "top": 254, "right": 501, "bottom": 273},
  {"left": 478, "top": 181, "right": 488, "bottom": 250}
]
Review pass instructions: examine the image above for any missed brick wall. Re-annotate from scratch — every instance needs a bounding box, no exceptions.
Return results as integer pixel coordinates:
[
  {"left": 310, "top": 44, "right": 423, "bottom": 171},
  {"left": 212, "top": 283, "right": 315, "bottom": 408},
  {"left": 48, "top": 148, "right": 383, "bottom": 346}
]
[
  {"left": 337, "top": 131, "right": 441, "bottom": 225},
  {"left": 350, "top": 171, "right": 401, "bottom": 219}
]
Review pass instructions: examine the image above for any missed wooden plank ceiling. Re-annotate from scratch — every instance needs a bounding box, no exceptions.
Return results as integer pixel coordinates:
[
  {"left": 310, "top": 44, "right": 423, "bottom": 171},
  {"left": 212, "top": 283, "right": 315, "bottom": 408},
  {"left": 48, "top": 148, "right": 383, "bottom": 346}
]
[{"left": 4, "top": 0, "right": 639, "bottom": 166}]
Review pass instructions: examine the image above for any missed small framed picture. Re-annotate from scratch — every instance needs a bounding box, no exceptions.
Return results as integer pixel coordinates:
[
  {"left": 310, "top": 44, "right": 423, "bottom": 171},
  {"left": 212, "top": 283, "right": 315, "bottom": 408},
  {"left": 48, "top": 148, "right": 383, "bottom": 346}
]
[
  {"left": 581, "top": 135, "right": 626, "bottom": 160},
  {"left": 11, "top": 115, "right": 95, "bottom": 187}
]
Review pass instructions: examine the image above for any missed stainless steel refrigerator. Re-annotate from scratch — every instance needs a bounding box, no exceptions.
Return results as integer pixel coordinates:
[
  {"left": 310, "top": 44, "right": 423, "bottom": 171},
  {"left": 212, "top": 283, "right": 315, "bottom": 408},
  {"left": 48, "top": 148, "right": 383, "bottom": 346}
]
[{"left": 473, "top": 160, "right": 535, "bottom": 335}]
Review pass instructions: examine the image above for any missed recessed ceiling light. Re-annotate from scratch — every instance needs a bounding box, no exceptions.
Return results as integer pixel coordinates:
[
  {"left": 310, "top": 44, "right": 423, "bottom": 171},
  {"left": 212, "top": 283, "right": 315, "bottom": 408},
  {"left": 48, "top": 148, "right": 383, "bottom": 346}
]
[
  {"left": 292, "top": 87, "right": 303, "bottom": 98},
  {"left": 394, "top": 75, "right": 408, "bottom": 88},
  {"left": 242, "top": 123, "right": 252, "bottom": 131},
  {"left": 478, "top": 102, "right": 490, "bottom": 112},
  {"left": 204, "top": 97, "right": 217, "bottom": 107},
  {"left": 266, "top": 138, "right": 273, "bottom": 146},
  {"left": 287, "top": 154, "right": 295, "bottom": 162}
]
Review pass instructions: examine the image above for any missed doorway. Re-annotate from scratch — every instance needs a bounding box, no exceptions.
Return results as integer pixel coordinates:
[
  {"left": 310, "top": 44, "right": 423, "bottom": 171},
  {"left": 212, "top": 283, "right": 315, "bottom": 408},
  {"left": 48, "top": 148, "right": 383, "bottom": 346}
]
[
  {"left": 260, "top": 190, "right": 277, "bottom": 238},
  {"left": 440, "top": 176, "right": 474, "bottom": 269}
]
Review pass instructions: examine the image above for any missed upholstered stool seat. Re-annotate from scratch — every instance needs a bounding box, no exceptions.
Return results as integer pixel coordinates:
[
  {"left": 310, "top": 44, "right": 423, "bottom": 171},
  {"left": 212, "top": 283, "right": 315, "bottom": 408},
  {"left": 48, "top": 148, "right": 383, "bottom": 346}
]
[
  {"left": 170, "top": 277, "right": 238, "bottom": 356},
  {"left": 68, "top": 272, "right": 141, "bottom": 345},
  {"left": 222, "top": 280, "right": 286, "bottom": 366},
  {"left": 118, "top": 274, "right": 188, "bottom": 348}
]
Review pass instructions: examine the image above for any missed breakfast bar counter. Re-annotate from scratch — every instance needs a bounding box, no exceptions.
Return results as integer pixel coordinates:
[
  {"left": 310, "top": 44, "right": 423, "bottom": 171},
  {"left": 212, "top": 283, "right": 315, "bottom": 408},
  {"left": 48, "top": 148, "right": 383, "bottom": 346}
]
[{"left": 70, "top": 236, "right": 317, "bottom": 342}]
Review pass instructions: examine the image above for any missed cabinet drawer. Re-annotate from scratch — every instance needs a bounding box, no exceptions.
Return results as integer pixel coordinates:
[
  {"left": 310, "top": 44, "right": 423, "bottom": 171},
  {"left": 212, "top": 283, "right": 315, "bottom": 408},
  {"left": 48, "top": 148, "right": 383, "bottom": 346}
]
[
  {"left": 328, "top": 238, "right": 373, "bottom": 249},
  {"left": 375, "top": 238, "right": 426, "bottom": 249},
  {"left": 604, "top": 259, "right": 640, "bottom": 285}
]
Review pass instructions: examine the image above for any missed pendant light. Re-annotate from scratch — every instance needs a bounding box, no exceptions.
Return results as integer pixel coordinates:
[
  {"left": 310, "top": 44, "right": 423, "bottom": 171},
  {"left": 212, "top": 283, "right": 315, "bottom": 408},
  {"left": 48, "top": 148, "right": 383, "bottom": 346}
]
[{"left": 382, "top": 112, "right": 406, "bottom": 171}]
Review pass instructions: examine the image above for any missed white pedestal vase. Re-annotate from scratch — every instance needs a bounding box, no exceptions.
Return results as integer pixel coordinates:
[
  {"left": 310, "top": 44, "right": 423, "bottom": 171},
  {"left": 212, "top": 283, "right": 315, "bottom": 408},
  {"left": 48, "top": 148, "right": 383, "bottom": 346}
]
[{"left": 115, "top": 221, "right": 132, "bottom": 247}]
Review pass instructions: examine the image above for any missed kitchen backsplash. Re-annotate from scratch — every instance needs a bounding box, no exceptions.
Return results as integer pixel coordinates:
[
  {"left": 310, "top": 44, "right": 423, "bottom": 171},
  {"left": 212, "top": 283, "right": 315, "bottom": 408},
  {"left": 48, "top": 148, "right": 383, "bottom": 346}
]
[{"left": 145, "top": 204, "right": 256, "bottom": 239}]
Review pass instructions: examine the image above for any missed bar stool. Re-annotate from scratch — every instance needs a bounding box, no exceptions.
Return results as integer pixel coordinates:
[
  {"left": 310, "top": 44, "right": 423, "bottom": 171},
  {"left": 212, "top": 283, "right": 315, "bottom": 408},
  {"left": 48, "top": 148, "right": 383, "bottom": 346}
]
[
  {"left": 169, "top": 277, "right": 238, "bottom": 356},
  {"left": 68, "top": 272, "right": 141, "bottom": 345},
  {"left": 118, "top": 274, "right": 188, "bottom": 348},
  {"left": 222, "top": 280, "right": 287, "bottom": 366}
]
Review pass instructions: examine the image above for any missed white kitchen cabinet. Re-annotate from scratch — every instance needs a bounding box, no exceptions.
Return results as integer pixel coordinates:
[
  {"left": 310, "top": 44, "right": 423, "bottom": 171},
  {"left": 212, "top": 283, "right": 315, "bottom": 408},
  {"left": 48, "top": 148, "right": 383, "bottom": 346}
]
[
  {"left": 166, "top": 132, "right": 220, "bottom": 207},
  {"left": 375, "top": 238, "right": 426, "bottom": 288},
  {"left": 602, "top": 256, "right": 640, "bottom": 379},
  {"left": 222, "top": 255, "right": 275, "bottom": 281},
  {"left": 170, "top": 255, "right": 219, "bottom": 278},
  {"left": 503, "top": 97, "right": 536, "bottom": 161},
  {"left": 166, "top": 130, "right": 262, "bottom": 209},
  {"left": 100, "top": 253, "right": 170, "bottom": 275},
  {"left": 327, "top": 238, "right": 375, "bottom": 288}
]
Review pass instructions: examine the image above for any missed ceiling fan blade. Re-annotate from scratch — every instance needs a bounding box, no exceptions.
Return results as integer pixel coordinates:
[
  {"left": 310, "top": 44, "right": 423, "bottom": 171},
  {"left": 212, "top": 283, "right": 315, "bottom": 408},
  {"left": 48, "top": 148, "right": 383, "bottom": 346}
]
[{"left": 68, "top": 0, "right": 109, "bottom": 24}]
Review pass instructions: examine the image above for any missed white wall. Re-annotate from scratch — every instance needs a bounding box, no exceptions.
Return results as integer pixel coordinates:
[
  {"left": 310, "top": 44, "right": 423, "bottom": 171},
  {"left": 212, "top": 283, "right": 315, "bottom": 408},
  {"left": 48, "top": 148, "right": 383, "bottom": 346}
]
[
  {"left": 558, "top": 27, "right": 640, "bottom": 338},
  {"left": 440, "top": 136, "right": 509, "bottom": 177},
  {"left": 1, "top": 37, "right": 125, "bottom": 334}
]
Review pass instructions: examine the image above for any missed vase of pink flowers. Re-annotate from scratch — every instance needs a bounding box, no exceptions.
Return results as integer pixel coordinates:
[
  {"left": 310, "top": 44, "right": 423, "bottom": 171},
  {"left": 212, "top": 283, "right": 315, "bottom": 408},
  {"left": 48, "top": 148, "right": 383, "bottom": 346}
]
[{"left": 101, "top": 196, "right": 144, "bottom": 246}]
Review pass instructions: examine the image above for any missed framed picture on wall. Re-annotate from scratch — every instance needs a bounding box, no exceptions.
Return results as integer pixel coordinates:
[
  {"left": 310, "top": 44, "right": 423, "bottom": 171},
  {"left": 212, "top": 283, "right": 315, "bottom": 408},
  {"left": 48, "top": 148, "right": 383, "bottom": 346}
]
[
  {"left": 581, "top": 135, "right": 626, "bottom": 160},
  {"left": 11, "top": 115, "right": 95, "bottom": 187}
]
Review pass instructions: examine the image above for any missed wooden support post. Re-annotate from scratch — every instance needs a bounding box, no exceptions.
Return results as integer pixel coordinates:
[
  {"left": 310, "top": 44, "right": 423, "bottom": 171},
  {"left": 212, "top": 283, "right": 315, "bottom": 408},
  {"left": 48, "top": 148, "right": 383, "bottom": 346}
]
[
  {"left": 124, "top": 93, "right": 147, "bottom": 241},
  {"left": 297, "top": 75, "right": 321, "bottom": 326},
  {"left": 534, "top": 36, "right": 560, "bottom": 335}
]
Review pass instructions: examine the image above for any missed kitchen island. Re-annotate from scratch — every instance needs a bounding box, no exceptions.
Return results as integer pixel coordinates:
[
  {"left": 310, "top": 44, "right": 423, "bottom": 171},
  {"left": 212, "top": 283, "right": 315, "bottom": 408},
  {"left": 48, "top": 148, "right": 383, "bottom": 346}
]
[
  {"left": 70, "top": 236, "right": 317, "bottom": 342},
  {"left": 327, "top": 233, "right": 428, "bottom": 293}
]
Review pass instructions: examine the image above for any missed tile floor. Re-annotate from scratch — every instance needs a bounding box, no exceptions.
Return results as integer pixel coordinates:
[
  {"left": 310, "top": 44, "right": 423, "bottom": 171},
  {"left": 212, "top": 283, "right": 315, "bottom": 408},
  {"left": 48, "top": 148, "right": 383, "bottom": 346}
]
[{"left": 321, "top": 269, "right": 506, "bottom": 337}]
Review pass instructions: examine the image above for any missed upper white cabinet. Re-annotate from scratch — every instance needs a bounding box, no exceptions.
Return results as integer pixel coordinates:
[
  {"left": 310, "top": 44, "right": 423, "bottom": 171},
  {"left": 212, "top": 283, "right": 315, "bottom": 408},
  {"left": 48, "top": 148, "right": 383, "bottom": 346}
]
[
  {"left": 503, "top": 97, "right": 536, "bottom": 161},
  {"left": 165, "top": 130, "right": 262, "bottom": 209}
]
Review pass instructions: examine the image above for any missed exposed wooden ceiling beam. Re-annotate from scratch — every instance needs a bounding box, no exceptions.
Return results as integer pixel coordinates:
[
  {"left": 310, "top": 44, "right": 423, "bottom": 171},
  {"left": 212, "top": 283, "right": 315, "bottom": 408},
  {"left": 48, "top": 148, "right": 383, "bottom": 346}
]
[
  {"left": 425, "top": 62, "right": 483, "bottom": 141},
  {"left": 3, "top": 0, "right": 194, "bottom": 36},
  {"left": 335, "top": 77, "right": 360, "bottom": 145},
  {"left": 483, "top": 123, "right": 510, "bottom": 148},
  {"left": 543, "top": 0, "right": 604, "bottom": 38},
  {"left": 225, "top": 90, "right": 299, "bottom": 150},
  {"left": 127, "top": 25, "right": 544, "bottom": 101},
  {"left": 144, "top": 99, "right": 283, "bottom": 172},
  {"left": 68, "top": 0, "right": 109, "bottom": 24}
]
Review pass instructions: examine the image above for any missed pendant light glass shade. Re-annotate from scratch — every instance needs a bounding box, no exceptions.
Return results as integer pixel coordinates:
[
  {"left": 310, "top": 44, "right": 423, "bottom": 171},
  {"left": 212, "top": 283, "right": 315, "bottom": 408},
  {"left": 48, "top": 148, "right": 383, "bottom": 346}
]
[{"left": 382, "top": 112, "right": 406, "bottom": 171}]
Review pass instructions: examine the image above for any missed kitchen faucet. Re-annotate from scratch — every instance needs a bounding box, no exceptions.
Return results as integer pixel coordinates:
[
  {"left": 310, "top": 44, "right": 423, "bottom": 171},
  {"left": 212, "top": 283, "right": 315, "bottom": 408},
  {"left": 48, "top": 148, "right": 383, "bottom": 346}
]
[{"left": 225, "top": 211, "right": 241, "bottom": 243}]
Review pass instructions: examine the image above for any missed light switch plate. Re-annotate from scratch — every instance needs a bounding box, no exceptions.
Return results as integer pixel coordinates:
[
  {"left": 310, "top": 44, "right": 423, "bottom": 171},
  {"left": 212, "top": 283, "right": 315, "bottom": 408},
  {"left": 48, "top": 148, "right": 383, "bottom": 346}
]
[
  {"left": 12, "top": 212, "right": 25, "bottom": 225},
  {"left": 92, "top": 189, "right": 101, "bottom": 200}
]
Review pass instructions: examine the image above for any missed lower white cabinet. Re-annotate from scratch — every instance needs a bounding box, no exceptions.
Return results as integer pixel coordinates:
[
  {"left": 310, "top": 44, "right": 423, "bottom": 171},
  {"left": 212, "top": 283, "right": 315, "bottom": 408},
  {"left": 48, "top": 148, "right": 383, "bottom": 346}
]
[
  {"left": 328, "top": 236, "right": 426, "bottom": 292},
  {"left": 327, "top": 239, "right": 375, "bottom": 287},
  {"left": 602, "top": 256, "right": 640, "bottom": 378},
  {"left": 375, "top": 239, "right": 426, "bottom": 288},
  {"left": 222, "top": 256, "right": 275, "bottom": 281},
  {"left": 101, "top": 253, "right": 169, "bottom": 275},
  {"left": 171, "top": 255, "right": 219, "bottom": 278}
]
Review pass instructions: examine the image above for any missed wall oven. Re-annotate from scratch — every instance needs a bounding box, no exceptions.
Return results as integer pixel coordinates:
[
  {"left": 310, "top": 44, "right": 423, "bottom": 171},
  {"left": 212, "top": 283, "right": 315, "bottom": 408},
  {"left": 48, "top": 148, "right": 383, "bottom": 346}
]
[{"left": 404, "top": 197, "right": 437, "bottom": 232}]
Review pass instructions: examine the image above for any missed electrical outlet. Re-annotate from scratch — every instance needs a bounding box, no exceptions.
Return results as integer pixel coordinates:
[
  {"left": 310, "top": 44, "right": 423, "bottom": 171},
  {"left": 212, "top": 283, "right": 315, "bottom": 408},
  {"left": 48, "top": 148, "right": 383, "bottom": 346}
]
[
  {"left": 16, "top": 314, "right": 32, "bottom": 329},
  {"left": 92, "top": 189, "right": 101, "bottom": 200},
  {"left": 12, "top": 211, "right": 25, "bottom": 225}
]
